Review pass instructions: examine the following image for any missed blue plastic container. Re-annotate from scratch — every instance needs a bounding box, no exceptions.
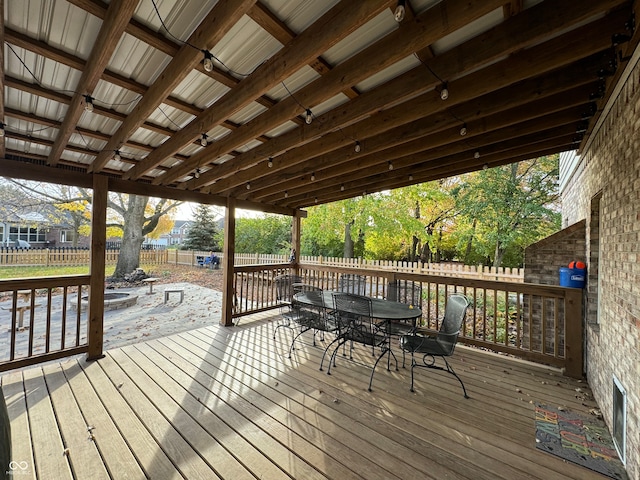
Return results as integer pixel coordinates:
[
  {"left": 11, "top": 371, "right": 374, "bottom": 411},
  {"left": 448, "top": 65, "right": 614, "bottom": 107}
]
[{"left": 559, "top": 267, "right": 586, "bottom": 288}]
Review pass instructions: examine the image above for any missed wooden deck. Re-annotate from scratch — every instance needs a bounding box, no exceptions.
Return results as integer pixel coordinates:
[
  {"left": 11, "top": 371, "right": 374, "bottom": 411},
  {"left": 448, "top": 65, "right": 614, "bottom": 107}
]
[{"left": 1, "top": 311, "right": 610, "bottom": 480}]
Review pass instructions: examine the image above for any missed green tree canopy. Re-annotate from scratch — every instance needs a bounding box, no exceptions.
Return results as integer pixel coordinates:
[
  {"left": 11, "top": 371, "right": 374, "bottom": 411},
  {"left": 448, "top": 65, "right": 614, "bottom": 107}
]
[{"left": 235, "top": 214, "right": 292, "bottom": 254}]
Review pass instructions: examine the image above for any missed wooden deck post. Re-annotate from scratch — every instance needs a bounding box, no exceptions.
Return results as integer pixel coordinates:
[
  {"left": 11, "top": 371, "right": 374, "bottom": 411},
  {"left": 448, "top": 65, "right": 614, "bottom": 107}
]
[
  {"left": 221, "top": 197, "right": 236, "bottom": 326},
  {"left": 564, "top": 288, "right": 584, "bottom": 378},
  {"left": 292, "top": 210, "right": 302, "bottom": 272},
  {"left": 87, "top": 175, "right": 107, "bottom": 360}
]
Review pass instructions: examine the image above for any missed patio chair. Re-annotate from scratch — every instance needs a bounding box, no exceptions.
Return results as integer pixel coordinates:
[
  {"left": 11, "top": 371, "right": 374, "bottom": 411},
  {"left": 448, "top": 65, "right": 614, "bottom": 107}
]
[
  {"left": 273, "top": 274, "right": 303, "bottom": 339},
  {"left": 288, "top": 289, "right": 339, "bottom": 358},
  {"left": 384, "top": 280, "right": 423, "bottom": 337},
  {"left": 337, "top": 274, "right": 367, "bottom": 295},
  {"left": 399, "top": 293, "right": 471, "bottom": 398},
  {"left": 323, "top": 293, "right": 394, "bottom": 391}
]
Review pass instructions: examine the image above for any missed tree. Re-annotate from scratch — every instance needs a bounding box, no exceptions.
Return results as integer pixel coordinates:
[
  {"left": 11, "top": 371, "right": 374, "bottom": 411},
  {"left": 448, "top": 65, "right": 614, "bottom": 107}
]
[
  {"left": 182, "top": 204, "right": 220, "bottom": 251},
  {"left": 235, "top": 214, "right": 291, "bottom": 254},
  {"left": 452, "top": 155, "right": 561, "bottom": 268}
]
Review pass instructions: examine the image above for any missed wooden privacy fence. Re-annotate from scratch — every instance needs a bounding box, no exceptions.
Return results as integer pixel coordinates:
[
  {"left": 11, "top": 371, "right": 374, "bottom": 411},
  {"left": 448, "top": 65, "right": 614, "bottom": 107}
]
[
  {"left": 232, "top": 263, "right": 582, "bottom": 377},
  {"left": 0, "top": 248, "right": 168, "bottom": 266},
  {"left": 0, "top": 275, "right": 91, "bottom": 372}
]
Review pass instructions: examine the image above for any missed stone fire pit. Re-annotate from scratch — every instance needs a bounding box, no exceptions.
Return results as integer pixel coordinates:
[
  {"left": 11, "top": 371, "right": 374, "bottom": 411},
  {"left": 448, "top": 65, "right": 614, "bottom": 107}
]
[{"left": 74, "top": 292, "right": 138, "bottom": 312}]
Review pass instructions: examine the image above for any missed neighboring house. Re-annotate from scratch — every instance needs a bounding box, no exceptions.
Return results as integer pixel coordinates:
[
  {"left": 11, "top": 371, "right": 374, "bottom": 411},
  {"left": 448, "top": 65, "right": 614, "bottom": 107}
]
[
  {"left": 556, "top": 54, "right": 640, "bottom": 472},
  {"left": 0, "top": 206, "right": 89, "bottom": 248},
  {"left": 162, "top": 220, "right": 193, "bottom": 247}
]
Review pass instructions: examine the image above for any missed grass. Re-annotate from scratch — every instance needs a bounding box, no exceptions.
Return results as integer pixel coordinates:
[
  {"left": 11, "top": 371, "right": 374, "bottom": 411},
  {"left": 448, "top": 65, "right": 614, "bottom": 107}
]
[{"left": 0, "top": 265, "right": 162, "bottom": 279}]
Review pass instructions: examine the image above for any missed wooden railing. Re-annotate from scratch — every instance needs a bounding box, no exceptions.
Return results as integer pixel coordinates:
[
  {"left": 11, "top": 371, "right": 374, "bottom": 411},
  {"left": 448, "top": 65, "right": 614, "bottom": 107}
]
[
  {"left": 232, "top": 263, "right": 583, "bottom": 377},
  {"left": 0, "top": 275, "right": 91, "bottom": 372}
]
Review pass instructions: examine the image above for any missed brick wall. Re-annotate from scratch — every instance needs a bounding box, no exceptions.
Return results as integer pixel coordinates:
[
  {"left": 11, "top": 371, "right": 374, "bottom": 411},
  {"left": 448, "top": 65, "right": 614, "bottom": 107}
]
[
  {"left": 523, "top": 221, "right": 586, "bottom": 355},
  {"left": 561, "top": 55, "right": 640, "bottom": 477}
]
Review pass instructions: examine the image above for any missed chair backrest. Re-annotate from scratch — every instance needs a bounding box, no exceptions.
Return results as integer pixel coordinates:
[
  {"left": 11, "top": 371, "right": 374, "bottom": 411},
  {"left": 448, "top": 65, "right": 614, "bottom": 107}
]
[
  {"left": 293, "top": 283, "right": 322, "bottom": 294},
  {"left": 275, "top": 274, "right": 302, "bottom": 303},
  {"left": 337, "top": 274, "right": 367, "bottom": 295},
  {"left": 437, "top": 294, "right": 470, "bottom": 355},
  {"left": 332, "top": 293, "right": 372, "bottom": 327},
  {"left": 388, "top": 280, "right": 422, "bottom": 308}
]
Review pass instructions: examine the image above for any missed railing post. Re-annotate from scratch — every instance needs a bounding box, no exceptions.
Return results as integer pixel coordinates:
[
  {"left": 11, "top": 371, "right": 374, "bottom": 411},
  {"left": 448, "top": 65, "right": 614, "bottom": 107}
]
[
  {"left": 87, "top": 175, "right": 107, "bottom": 361},
  {"left": 564, "top": 288, "right": 584, "bottom": 378}
]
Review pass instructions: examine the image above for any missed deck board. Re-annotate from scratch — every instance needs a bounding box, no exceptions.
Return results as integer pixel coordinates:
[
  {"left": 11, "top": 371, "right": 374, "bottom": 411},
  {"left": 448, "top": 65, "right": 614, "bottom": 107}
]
[{"left": 2, "top": 311, "right": 612, "bottom": 480}]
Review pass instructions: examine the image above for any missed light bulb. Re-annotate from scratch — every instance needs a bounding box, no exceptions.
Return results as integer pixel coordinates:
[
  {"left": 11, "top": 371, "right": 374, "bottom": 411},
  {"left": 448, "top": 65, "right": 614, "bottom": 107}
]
[
  {"left": 355, "top": 141, "right": 361, "bottom": 153},
  {"left": 315, "top": 197, "right": 318, "bottom": 203},
  {"left": 0, "top": 123, "right": 5, "bottom": 137},
  {"left": 388, "top": 161, "right": 393, "bottom": 170},
  {"left": 284, "top": 191, "right": 288, "bottom": 198},
  {"left": 440, "top": 84, "right": 449, "bottom": 101},
  {"left": 305, "top": 109, "right": 312, "bottom": 124},
  {"left": 194, "top": 168, "right": 200, "bottom": 179},
  {"left": 267, "top": 157, "right": 273, "bottom": 168},
  {"left": 409, "top": 174, "right": 413, "bottom": 181},
  {"left": 203, "top": 51, "right": 214, "bottom": 72},
  {"left": 394, "top": 0, "right": 406, "bottom": 22},
  {"left": 340, "top": 184, "right": 345, "bottom": 191},
  {"left": 85, "top": 95, "right": 94, "bottom": 112},
  {"left": 246, "top": 182, "right": 251, "bottom": 190},
  {"left": 460, "top": 124, "right": 467, "bottom": 136},
  {"left": 114, "top": 150, "right": 121, "bottom": 162},
  {"left": 475, "top": 151, "right": 481, "bottom": 159},
  {"left": 483, "top": 163, "right": 488, "bottom": 170},
  {"left": 200, "top": 134, "right": 208, "bottom": 147},
  {"left": 310, "top": 173, "right": 315, "bottom": 181}
]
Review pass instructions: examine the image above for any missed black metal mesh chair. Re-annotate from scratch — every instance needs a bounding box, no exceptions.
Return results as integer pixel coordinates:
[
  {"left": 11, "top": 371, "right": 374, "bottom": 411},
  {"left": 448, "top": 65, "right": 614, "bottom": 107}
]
[
  {"left": 273, "top": 274, "right": 302, "bottom": 339},
  {"left": 323, "top": 293, "right": 394, "bottom": 391},
  {"left": 337, "top": 274, "right": 367, "bottom": 295},
  {"left": 399, "top": 293, "right": 471, "bottom": 398},
  {"left": 384, "top": 280, "right": 423, "bottom": 336},
  {"left": 288, "top": 289, "right": 339, "bottom": 358}
]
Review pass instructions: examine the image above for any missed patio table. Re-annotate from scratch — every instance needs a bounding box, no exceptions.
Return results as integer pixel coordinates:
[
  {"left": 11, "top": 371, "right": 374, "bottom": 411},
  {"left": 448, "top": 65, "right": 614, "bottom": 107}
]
[{"left": 293, "top": 290, "right": 422, "bottom": 390}]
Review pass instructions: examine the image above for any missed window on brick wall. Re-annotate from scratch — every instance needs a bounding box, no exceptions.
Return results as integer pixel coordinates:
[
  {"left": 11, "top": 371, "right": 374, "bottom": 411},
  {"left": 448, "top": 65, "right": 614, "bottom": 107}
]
[{"left": 588, "top": 192, "right": 602, "bottom": 326}]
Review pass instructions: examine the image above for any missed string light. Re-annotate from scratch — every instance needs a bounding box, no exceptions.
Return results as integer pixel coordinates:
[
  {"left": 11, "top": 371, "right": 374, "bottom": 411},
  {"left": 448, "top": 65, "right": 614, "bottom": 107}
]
[
  {"left": 459, "top": 123, "right": 467, "bottom": 136},
  {"left": 409, "top": 174, "right": 413, "bottom": 181},
  {"left": 388, "top": 161, "right": 393, "bottom": 170},
  {"left": 202, "top": 50, "right": 214, "bottom": 72},
  {"left": 0, "top": 123, "right": 5, "bottom": 137},
  {"left": 475, "top": 151, "right": 481, "bottom": 159},
  {"left": 310, "top": 172, "right": 315, "bottom": 181},
  {"left": 315, "top": 197, "right": 318, "bottom": 203},
  {"left": 284, "top": 191, "right": 288, "bottom": 198},
  {"left": 194, "top": 168, "right": 201, "bottom": 179},
  {"left": 200, "top": 133, "right": 208, "bottom": 147},
  {"left": 439, "top": 83, "right": 449, "bottom": 101},
  {"left": 113, "top": 150, "right": 121, "bottom": 162},
  {"left": 305, "top": 109, "right": 313, "bottom": 124},
  {"left": 483, "top": 163, "right": 488, "bottom": 170},
  {"left": 84, "top": 95, "right": 94, "bottom": 112},
  {"left": 267, "top": 157, "right": 273, "bottom": 167},
  {"left": 340, "top": 184, "right": 345, "bottom": 191},
  {"left": 246, "top": 182, "right": 251, "bottom": 190},
  {"left": 394, "top": 0, "right": 406, "bottom": 22},
  {"left": 354, "top": 141, "right": 361, "bottom": 153}
]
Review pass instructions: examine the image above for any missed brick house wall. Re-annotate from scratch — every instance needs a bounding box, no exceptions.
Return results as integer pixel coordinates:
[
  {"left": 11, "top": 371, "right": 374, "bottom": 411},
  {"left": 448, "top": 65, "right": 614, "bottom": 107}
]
[
  {"left": 523, "top": 221, "right": 586, "bottom": 356},
  {"left": 561, "top": 54, "right": 640, "bottom": 476}
]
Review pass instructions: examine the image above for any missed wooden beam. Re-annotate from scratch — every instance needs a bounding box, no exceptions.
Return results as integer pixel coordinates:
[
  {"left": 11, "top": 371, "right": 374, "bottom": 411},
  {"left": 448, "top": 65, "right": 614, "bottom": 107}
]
[
  {"left": 241, "top": 72, "right": 596, "bottom": 199},
  {"left": 48, "top": 0, "right": 139, "bottom": 166},
  {"left": 87, "top": 174, "right": 107, "bottom": 360},
  {"left": 190, "top": 0, "right": 623, "bottom": 192},
  {"left": 92, "top": 0, "right": 257, "bottom": 173},
  {"left": 136, "top": 0, "right": 394, "bottom": 184},
  {"left": 221, "top": 197, "right": 236, "bottom": 327},
  {"left": 161, "top": 0, "right": 506, "bottom": 187}
]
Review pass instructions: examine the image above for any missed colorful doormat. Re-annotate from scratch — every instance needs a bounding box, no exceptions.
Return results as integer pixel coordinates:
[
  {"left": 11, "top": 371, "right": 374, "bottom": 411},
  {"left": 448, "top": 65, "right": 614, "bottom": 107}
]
[{"left": 534, "top": 404, "right": 628, "bottom": 479}]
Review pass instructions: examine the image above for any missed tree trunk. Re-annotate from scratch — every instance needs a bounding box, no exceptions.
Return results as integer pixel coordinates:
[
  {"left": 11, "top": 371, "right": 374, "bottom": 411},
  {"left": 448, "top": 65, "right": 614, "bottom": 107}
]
[
  {"left": 494, "top": 239, "right": 505, "bottom": 269},
  {"left": 113, "top": 195, "right": 148, "bottom": 279},
  {"left": 344, "top": 220, "right": 355, "bottom": 258},
  {"left": 464, "top": 218, "right": 477, "bottom": 263}
]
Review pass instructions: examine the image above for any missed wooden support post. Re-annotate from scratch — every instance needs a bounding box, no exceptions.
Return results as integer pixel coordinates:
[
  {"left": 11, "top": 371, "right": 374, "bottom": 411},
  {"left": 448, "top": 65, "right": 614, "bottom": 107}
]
[
  {"left": 221, "top": 197, "right": 236, "bottom": 326},
  {"left": 564, "top": 288, "right": 584, "bottom": 378},
  {"left": 292, "top": 210, "right": 302, "bottom": 274},
  {"left": 87, "top": 175, "right": 107, "bottom": 360}
]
